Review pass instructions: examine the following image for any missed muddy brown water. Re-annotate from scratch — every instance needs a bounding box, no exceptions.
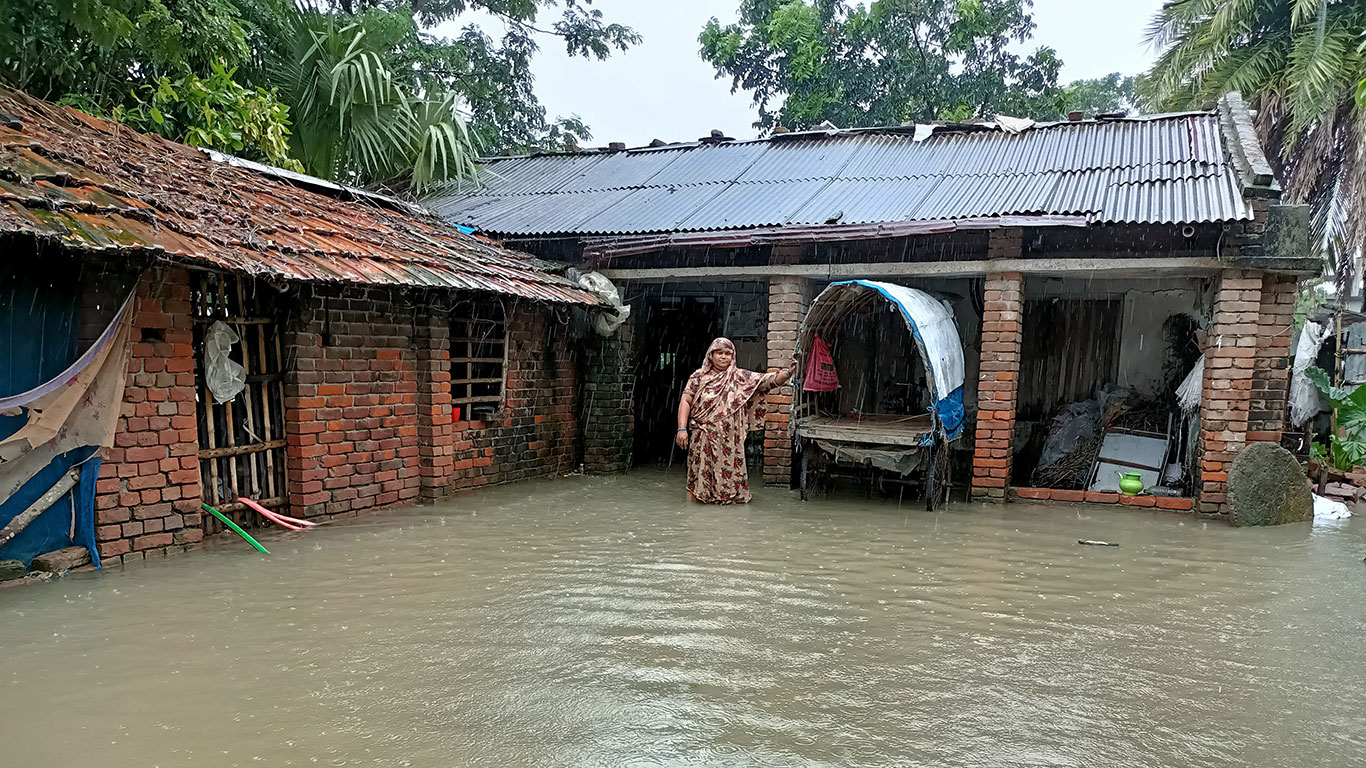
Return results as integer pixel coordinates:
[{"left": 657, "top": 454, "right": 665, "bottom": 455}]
[{"left": 2, "top": 469, "right": 1364, "bottom": 767}]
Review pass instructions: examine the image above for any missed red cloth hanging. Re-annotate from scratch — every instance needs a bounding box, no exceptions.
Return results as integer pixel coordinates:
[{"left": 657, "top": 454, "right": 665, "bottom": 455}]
[{"left": 802, "top": 334, "right": 840, "bottom": 392}]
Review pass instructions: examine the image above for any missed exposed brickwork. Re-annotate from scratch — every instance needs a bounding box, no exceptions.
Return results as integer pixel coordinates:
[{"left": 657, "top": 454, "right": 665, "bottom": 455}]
[
  {"left": 971, "top": 267, "right": 1023, "bottom": 502},
  {"left": 444, "top": 301, "right": 579, "bottom": 490},
  {"left": 986, "top": 227, "right": 1022, "bottom": 260},
  {"left": 1248, "top": 273, "right": 1296, "bottom": 439},
  {"left": 1013, "top": 487, "right": 1193, "bottom": 511},
  {"left": 1197, "top": 270, "right": 1262, "bottom": 516},
  {"left": 281, "top": 289, "right": 580, "bottom": 518},
  {"left": 764, "top": 275, "right": 809, "bottom": 486},
  {"left": 283, "top": 286, "right": 423, "bottom": 518},
  {"left": 415, "top": 298, "right": 455, "bottom": 499},
  {"left": 94, "top": 267, "right": 204, "bottom": 564},
  {"left": 581, "top": 321, "right": 636, "bottom": 473}
]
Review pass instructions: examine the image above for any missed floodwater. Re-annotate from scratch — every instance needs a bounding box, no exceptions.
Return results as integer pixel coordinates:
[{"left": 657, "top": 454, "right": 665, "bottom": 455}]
[{"left": 2, "top": 470, "right": 1364, "bottom": 767}]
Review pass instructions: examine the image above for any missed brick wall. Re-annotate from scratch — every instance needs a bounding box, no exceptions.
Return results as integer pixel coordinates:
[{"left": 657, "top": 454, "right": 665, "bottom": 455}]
[
  {"left": 283, "top": 285, "right": 423, "bottom": 518},
  {"left": 1195, "top": 268, "right": 1296, "bottom": 516},
  {"left": 415, "top": 298, "right": 455, "bottom": 499},
  {"left": 971, "top": 270, "right": 1023, "bottom": 501},
  {"left": 764, "top": 274, "right": 809, "bottom": 486},
  {"left": 1197, "top": 270, "right": 1261, "bottom": 516},
  {"left": 581, "top": 320, "right": 635, "bottom": 473},
  {"left": 444, "top": 301, "right": 579, "bottom": 490},
  {"left": 94, "top": 267, "right": 204, "bottom": 564},
  {"left": 93, "top": 276, "right": 586, "bottom": 565},
  {"left": 1249, "top": 273, "right": 1296, "bottom": 438}
]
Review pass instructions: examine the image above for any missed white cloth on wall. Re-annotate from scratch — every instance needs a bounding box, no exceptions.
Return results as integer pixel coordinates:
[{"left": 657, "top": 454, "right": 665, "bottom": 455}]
[{"left": 1290, "top": 321, "right": 1328, "bottom": 427}]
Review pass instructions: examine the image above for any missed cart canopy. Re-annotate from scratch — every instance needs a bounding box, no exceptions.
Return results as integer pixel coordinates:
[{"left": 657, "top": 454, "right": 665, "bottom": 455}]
[{"left": 803, "top": 280, "right": 966, "bottom": 439}]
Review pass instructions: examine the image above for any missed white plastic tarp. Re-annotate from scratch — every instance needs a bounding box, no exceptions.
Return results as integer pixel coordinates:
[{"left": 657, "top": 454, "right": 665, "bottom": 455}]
[{"left": 847, "top": 281, "right": 965, "bottom": 401}]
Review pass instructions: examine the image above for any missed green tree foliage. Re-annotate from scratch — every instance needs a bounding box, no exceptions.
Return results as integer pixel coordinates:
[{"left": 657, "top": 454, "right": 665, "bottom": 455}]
[
  {"left": 264, "top": 10, "right": 478, "bottom": 190},
  {"left": 0, "top": 0, "right": 638, "bottom": 190},
  {"left": 697, "top": 0, "right": 1118, "bottom": 131},
  {"left": 1, "top": 0, "right": 251, "bottom": 102},
  {"left": 59, "top": 62, "right": 298, "bottom": 170},
  {"left": 1306, "top": 365, "right": 1366, "bottom": 469},
  {"left": 1141, "top": 0, "right": 1366, "bottom": 259},
  {"left": 1055, "top": 73, "right": 1137, "bottom": 117}
]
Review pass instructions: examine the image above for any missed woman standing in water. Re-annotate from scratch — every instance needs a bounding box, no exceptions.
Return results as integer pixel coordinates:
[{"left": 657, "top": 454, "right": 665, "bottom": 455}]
[{"left": 675, "top": 338, "right": 795, "bottom": 503}]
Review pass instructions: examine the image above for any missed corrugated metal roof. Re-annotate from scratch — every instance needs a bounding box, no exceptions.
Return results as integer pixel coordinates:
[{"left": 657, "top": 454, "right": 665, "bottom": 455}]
[
  {"left": 0, "top": 86, "right": 598, "bottom": 305},
  {"left": 428, "top": 109, "right": 1266, "bottom": 237}
]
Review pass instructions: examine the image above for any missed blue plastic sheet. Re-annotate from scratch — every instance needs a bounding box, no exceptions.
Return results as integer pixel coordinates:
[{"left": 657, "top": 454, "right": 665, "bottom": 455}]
[{"left": 0, "top": 266, "right": 101, "bottom": 567}]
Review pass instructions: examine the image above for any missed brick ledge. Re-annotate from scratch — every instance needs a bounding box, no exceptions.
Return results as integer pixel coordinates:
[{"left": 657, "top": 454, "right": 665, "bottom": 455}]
[{"left": 1012, "top": 487, "right": 1194, "bottom": 511}]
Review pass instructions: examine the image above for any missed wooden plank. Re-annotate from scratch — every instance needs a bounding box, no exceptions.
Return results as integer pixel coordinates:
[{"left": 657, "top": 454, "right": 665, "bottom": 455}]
[
  {"left": 212, "top": 496, "right": 286, "bottom": 515},
  {"left": 197, "top": 440, "right": 287, "bottom": 460},
  {"left": 795, "top": 414, "right": 934, "bottom": 447},
  {"left": 257, "top": 321, "right": 277, "bottom": 503},
  {"left": 272, "top": 317, "right": 286, "bottom": 502},
  {"left": 219, "top": 277, "right": 240, "bottom": 512},
  {"left": 237, "top": 279, "right": 262, "bottom": 500},
  {"left": 453, "top": 395, "right": 504, "bottom": 406},
  {"left": 1095, "top": 454, "right": 1165, "bottom": 472},
  {"left": 200, "top": 275, "right": 221, "bottom": 513},
  {"left": 0, "top": 469, "right": 80, "bottom": 547}
]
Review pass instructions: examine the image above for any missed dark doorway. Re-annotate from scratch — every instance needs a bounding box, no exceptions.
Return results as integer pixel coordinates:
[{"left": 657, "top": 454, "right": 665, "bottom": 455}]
[{"left": 633, "top": 295, "right": 722, "bottom": 465}]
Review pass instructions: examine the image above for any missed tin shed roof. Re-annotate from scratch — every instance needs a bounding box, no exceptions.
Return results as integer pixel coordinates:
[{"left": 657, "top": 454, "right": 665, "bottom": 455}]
[
  {"left": 426, "top": 94, "right": 1277, "bottom": 238},
  {"left": 0, "top": 86, "right": 597, "bottom": 305}
]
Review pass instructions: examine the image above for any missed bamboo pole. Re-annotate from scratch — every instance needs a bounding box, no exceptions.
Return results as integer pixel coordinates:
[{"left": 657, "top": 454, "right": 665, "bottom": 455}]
[{"left": 0, "top": 469, "right": 80, "bottom": 548}]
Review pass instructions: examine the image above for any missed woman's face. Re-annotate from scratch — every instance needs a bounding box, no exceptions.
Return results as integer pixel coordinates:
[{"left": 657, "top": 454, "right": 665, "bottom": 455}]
[{"left": 710, "top": 348, "right": 734, "bottom": 371}]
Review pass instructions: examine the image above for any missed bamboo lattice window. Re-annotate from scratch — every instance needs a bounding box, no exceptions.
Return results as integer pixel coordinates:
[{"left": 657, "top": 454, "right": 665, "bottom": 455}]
[
  {"left": 450, "top": 298, "right": 507, "bottom": 418},
  {"left": 192, "top": 274, "right": 287, "bottom": 533}
]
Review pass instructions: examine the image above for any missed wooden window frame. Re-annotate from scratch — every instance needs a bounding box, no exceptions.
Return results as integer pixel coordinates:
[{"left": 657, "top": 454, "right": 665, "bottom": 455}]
[{"left": 449, "top": 297, "right": 508, "bottom": 419}]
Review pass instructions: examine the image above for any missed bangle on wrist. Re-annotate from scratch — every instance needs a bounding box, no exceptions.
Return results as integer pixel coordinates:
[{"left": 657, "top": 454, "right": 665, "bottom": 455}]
[{"left": 677, "top": 427, "right": 688, "bottom": 432}]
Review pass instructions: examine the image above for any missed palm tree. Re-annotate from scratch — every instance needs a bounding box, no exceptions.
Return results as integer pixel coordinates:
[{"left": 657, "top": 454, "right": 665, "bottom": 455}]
[
  {"left": 266, "top": 11, "right": 478, "bottom": 193},
  {"left": 1141, "top": 0, "right": 1366, "bottom": 264}
]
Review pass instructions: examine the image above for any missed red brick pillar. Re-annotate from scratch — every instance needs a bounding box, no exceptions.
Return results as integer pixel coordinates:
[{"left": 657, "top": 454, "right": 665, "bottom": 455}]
[
  {"left": 764, "top": 275, "right": 808, "bottom": 486},
  {"left": 971, "top": 270, "right": 1023, "bottom": 501},
  {"left": 283, "top": 287, "right": 330, "bottom": 518},
  {"left": 1249, "top": 273, "right": 1296, "bottom": 442},
  {"left": 415, "top": 299, "right": 455, "bottom": 498},
  {"left": 1197, "top": 270, "right": 1263, "bottom": 516},
  {"left": 93, "top": 267, "right": 203, "bottom": 564}
]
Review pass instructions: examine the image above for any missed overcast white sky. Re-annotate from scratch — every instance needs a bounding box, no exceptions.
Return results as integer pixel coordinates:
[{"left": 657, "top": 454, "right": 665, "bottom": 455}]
[{"left": 434, "top": 0, "right": 1164, "bottom": 147}]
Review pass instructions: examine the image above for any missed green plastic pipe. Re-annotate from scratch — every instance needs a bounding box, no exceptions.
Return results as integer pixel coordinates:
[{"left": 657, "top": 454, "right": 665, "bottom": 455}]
[{"left": 201, "top": 503, "right": 269, "bottom": 554}]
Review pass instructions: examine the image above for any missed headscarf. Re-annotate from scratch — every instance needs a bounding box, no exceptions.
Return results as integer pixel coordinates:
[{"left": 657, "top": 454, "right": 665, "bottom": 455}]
[{"left": 685, "top": 337, "right": 769, "bottom": 430}]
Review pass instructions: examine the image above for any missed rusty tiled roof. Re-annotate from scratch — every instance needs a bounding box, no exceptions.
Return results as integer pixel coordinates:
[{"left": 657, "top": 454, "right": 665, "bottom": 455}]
[{"left": 0, "top": 86, "right": 597, "bottom": 305}]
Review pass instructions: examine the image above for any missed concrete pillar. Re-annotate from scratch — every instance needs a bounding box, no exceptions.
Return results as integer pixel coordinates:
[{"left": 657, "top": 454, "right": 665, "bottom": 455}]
[
  {"left": 971, "top": 269, "right": 1023, "bottom": 501},
  {"left": 764, "top": 275, "right": 809, "bottom": 486}
]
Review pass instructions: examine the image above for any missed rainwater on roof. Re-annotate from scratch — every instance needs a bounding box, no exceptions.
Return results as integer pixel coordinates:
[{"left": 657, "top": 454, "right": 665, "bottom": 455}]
[{"left": 426, "top": 112, "right": 1253, "bottom": 237}]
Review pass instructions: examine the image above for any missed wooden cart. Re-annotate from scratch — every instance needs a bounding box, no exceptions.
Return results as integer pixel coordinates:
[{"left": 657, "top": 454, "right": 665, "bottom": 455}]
[{"left": 790, "top": 281, "right": 965, "bottom": 510}]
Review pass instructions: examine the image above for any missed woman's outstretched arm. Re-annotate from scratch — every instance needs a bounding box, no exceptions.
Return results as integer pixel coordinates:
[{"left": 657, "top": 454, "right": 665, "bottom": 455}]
[{"left": 676, "top": 392, "right": 693, "bottom": 448}]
